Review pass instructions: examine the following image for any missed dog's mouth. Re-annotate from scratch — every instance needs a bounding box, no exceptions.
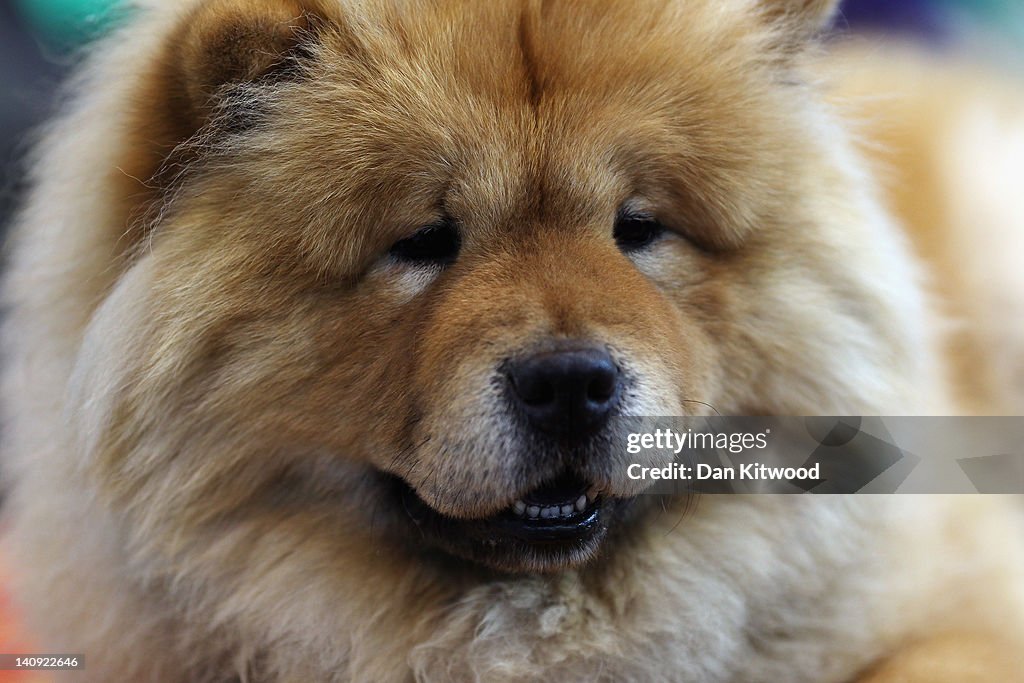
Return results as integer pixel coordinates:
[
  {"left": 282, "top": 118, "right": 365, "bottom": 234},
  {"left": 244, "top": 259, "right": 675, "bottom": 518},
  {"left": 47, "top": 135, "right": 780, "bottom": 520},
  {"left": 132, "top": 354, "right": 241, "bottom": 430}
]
[
  {"left": 392, "top": 470, "right": 623, "bottom": 572},
  {"left": 490, "top": 471, "right": 603, "bottom": 542}
]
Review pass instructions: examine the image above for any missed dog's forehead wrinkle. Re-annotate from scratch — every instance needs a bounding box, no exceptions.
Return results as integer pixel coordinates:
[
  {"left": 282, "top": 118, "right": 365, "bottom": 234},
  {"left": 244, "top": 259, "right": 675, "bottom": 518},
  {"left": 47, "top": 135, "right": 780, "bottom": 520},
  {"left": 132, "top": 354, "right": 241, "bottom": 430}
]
[{"left": 516, "top": 5, "right": 543, "bottom": 110}]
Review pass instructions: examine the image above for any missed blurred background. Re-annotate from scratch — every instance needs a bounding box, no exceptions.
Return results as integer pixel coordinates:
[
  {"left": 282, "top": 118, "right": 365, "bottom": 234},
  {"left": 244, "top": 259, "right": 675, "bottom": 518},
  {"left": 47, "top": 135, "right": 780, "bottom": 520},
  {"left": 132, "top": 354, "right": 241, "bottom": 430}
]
[{"left": 1, "top": 0, "right": 1024, "bottom": 230}]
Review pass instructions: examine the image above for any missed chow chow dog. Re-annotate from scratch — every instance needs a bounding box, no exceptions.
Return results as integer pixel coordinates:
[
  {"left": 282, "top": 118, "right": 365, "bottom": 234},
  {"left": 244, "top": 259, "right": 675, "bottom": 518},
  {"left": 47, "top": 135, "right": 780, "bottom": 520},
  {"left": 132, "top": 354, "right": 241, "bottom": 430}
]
[{"left": 2, "top": 0, "right": 1023, "bottom": 681}]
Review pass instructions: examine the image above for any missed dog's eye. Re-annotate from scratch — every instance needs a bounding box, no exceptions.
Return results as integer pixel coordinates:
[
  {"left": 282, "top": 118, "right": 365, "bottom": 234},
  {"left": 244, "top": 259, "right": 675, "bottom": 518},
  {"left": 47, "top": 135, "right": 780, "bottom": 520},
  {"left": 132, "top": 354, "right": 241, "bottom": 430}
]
[
  {"left": 390, "top": 220, "right": 461, "bottom": 266},
  {"left": 614, "top": 211, "right": 664, "bottom": 252}
]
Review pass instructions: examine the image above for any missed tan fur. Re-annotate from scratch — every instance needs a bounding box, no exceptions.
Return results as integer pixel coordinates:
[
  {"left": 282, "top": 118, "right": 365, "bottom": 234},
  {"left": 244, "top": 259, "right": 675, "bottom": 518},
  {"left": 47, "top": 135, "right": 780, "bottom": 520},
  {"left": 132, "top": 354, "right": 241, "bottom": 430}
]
[
  {"left": 859, "top": 633, "right": 1024, "bottom": 682},
  {"left": 821, "top": 39, "right": 1024, "bottom": 413},
  {"left": 2, "top": 1, "right": 1023, "bottom": 681}
]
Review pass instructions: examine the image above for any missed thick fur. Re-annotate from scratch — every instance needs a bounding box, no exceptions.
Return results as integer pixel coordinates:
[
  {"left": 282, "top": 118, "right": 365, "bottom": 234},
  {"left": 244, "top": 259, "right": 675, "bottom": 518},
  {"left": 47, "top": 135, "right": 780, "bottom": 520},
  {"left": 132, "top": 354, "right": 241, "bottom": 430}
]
[{"left": 2, "top": 1, "right": 1023, "bottom": 681}]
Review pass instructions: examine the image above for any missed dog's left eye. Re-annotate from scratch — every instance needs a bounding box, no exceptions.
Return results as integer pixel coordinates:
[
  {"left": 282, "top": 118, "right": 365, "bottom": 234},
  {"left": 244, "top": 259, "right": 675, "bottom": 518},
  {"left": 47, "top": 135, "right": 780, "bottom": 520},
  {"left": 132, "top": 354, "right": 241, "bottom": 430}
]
[
  {"left": 390, "top": 220, "right": 461, "bottom": 266},
  {"left": 614, "top": 210, "right": 664, "bottom": 252}
]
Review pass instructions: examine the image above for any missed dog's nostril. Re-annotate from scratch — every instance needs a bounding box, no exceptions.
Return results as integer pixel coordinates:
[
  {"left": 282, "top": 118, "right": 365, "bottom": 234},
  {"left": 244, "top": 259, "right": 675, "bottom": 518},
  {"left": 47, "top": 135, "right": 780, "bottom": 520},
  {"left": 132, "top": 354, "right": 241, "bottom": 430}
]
[
  {"left": 512, "top": 373, "right": 556, "bottom": 407},
  {"left": 508, "top": 347, "right": 621, "bottom": 437},
  {"left": 586, "top": 372, "right": 617, "bottom": 403}
]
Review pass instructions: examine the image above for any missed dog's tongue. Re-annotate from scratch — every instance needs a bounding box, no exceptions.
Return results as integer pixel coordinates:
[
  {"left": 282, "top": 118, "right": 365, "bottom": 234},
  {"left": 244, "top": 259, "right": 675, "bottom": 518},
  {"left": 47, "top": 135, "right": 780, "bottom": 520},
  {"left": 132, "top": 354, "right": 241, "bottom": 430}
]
[{"left": 521, "top": 472, "right": 588, "bottom": 505}]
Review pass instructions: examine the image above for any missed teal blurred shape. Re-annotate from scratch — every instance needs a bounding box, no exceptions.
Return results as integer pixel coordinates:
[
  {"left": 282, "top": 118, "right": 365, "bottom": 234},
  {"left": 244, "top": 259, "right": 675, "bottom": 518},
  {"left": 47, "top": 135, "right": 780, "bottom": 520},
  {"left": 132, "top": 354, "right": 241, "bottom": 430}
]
[
  {"left": 14, "top": 0, "right": 126, "bottom": 51},
  {"left": 948, "top": 0, "right": 1024, "bottom": 45},
  {"left": 941, "top": 0, "right": 1011, "bottom": 19}
]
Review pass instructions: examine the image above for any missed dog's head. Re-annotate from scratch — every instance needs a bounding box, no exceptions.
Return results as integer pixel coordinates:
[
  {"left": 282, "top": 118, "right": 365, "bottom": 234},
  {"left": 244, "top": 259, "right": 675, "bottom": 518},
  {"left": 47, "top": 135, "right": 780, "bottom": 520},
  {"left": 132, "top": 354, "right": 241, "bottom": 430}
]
[{"left": 69, "top": 0, "right": 932, "bottom": 573}]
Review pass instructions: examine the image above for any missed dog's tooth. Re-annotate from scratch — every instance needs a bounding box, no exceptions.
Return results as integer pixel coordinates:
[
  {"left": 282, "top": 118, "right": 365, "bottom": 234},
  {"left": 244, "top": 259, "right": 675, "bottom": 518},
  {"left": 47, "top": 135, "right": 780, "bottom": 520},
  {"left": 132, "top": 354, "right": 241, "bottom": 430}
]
[
  {"left": 527, "top": 505, "right": 541, "bottom": 518},
  {"left": 560, "top": 504, "right": 573, "bottom": 516},
  {"left": 540, "top": 506, "right": 555, "bottom": 519},
  {"left": 575, "top": 495, "right": 587, "bottom": 511},
  {"left": 513, "top": 500, "right": 526, "bottom": 515}
]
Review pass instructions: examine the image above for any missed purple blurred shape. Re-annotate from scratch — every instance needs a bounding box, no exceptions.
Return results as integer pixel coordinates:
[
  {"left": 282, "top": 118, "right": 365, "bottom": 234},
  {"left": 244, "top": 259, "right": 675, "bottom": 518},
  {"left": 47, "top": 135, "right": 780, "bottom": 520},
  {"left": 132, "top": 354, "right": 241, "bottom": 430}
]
[{"left": 836, "top": 0, "right": 953, "bottom": 43}]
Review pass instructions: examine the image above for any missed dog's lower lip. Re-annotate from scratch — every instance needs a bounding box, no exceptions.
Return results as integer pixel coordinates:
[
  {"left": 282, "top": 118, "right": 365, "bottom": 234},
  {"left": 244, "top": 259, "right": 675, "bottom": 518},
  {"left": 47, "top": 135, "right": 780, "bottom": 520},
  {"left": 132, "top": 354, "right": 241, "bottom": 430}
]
[
  {"left": 392, "top": 469, "right": 612, "bottom": 560},
  {"left": 487, "top": 472, "right": 604, "bottom": 542},
  {"left": 492, "top": 499, "right": 603, "bottom": 543}
]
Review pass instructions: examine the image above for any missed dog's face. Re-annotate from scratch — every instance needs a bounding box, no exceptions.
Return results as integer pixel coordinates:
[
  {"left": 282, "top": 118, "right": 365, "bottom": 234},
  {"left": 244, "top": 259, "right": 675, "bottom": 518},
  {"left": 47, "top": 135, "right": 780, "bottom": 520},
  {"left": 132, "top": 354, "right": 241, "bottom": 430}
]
[{"left": 72, "top": 0, "right": 927, "bottom": 574}]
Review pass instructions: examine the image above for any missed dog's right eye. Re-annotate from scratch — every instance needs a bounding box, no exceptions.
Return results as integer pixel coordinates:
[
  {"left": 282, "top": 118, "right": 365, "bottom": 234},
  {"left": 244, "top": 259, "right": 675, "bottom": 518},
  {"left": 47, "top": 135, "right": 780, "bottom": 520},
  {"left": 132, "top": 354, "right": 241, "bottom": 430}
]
[
  {"left": 390, "top": 220, "right": 461, "bottom": 266},
  {"left": 614, "top": 209, "right": 664, "bottom": 252}
]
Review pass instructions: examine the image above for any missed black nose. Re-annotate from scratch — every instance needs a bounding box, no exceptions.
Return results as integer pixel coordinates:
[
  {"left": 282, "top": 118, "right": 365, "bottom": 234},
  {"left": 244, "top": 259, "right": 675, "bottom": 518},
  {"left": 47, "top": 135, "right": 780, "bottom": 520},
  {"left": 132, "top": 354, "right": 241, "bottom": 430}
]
[{"left": 508, "top": 347, "right": 621, "bottom": 438}]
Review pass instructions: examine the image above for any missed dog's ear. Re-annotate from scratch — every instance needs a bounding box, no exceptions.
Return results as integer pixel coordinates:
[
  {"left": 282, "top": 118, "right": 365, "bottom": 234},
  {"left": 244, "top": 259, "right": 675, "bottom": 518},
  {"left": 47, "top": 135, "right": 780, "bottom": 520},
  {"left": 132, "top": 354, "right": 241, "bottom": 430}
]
[
  {"left": 759, "top": 0, "right": 840, "bottom": 46},
  {"left": 114, "top": 0, "right": 330, "bottom": 244},
  {"left": 170, "top": 0, "right": 326, "bottom": 126}
]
